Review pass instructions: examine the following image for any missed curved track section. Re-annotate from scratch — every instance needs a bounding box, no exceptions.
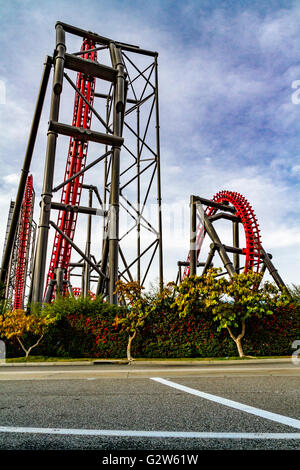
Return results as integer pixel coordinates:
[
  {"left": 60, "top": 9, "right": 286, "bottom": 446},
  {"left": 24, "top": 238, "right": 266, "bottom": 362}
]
[{"left": 184, "top": 190, "right": 262, "bottom": 278}]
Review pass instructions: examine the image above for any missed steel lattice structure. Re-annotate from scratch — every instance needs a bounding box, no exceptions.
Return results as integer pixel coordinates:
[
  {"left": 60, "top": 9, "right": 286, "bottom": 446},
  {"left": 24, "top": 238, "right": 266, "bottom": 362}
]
[
  {"left": 179, "top": 191, "right": 287, "bottom": 291},
  {"left": 0, "top": 22, "right": 164, "bottom": 305}
]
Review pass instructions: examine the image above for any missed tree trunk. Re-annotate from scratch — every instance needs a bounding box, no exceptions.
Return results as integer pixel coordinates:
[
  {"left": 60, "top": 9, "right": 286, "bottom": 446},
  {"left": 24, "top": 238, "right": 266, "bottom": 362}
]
[
  {"left": 17, "top": 335, "right": 44, "bottom": 358},
  {"left": 16, "top": 336, "right": 29, "bottom": 358},
  {"left": 227, "top": 320, "right": 246, "bottom": 358},
  {"left": 127, "top": 331, "right": 136, "bottom": 362},
  {"left": 235, "top": 337, "right": 245, "bottom": 358}
]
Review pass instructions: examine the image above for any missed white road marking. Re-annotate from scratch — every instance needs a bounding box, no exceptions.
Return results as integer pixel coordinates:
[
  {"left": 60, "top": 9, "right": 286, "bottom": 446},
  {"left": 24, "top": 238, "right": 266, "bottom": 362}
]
[
  {"left": 151, "top": 377, "right": 300, "bottom": 430},
  {"left": 0, "top": 426, "right": 299, "bottom": 439}
]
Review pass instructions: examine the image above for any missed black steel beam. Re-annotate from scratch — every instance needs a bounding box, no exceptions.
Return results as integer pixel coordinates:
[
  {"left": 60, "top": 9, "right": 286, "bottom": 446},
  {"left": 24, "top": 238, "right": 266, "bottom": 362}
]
[
  {"left": 108, "top": 44, "right": 125, "bottom": 304},
  {"left": 154, "top": 56, "right": 163, "bottom": 291},
  {"left": 203, "top": 214, "right": 236, "bottom": 277},
  {"left": 48, "top": 121, "right": 124, "bottom": 146},
  {"left": 222, "top": 244, "right": 272, "bottom": 261},
  {"left": 0, "top": 56, "right": 52, "bottom": 287},
  {"left": 56, "top": 21, "right": 112, "bottom": 45},
  {"left": 202, "top": 244, "right": 217, "bottom": 275},
  {"left": 49, "top": 220, "right": 106, "bottom": 279},
  {"left": 233, "top": 220, "right": 240, "bottom": 273},
  {"left": 52, "top": 150, "right": 112, "bottom": 193},
  {"left": 64, "top": 53, "right": 117, "bottom": 82},
  {"left": 194, "top": 196, "right": 236, "bottom": 214},
  {"left": 56, "top": 21, "right": 157, "bottom": 56},
  {"left": 50, "top": 201, "right": 107, "bottom": 217},
  {"left": 260, "top": 247, "right": 287, "bottom": 290},
  {"left": 72, "top": 45, "right": 108, "bottom": 56},
  {"left": 95, "top": 92, "right": 138, "bottom": 105},
  {"left": 209, "top": 212, "right": 240, "bottom": 223},
  {"left": 189, "top": 196, "right": 197, "bottom": 276},
  {"left": 177, "top": 261, "right": 206, "bottom": 267}
]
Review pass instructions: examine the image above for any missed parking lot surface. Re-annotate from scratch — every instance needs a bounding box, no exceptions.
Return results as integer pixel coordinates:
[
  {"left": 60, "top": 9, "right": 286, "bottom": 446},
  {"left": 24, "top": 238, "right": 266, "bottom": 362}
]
[{"left": 0, "top": 359, "right": 299, "bottom": 452}]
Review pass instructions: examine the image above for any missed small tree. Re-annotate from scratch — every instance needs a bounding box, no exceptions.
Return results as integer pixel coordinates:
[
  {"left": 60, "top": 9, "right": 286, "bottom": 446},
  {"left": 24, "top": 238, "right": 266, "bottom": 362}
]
[
  {"left": 113, "top": 281, "right": 149, "bottom": 362},
  {"left": 0, "top": 307, "right": 56, "bottom": 358},
  {"left": 173, "top": 269, "right": 290, "bottom": 358}
]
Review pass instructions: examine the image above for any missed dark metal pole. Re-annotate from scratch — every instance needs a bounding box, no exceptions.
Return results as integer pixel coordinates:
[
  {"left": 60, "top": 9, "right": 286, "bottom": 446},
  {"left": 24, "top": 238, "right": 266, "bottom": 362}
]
[
  {"left": 54, "top": 267, "right": 64, "bottom": 298},
  {"left": 261, "top": 247, "right": 287, "bottom": 290},
  {"left": 137, "top": 104, "right": 141, "bottom": 283},
  {"left": 108, "top": 44, "right": 125, "bottom": 304},
  {"left": 83, "top": 188, "right": 93, "bottom": 297},
  {"left": 97, "top": 91, "right": 111, "bottom": 297},
  {"left": 203, "top": 213, "right": 236, "bottom": 278},
  {"left": 202, "top": 243, "right": 216, "bottom": 275},
  {"left": 43, "top": 279, "right": 56, "bottom": 304},
  {"left": 189, "top": 196, "right": 197, "bottom": 276},
  {"left": 154, "top": 55, "right": 164, "bottom": 291},
  {"left": 0, "top": 56, "right": 52, "bottom": 289},
  {"left": 233, "top": 221, "right": 240, "bottom": 273},
  {"left": 31, "top": 25, "right": 66, "bottom": 303}
]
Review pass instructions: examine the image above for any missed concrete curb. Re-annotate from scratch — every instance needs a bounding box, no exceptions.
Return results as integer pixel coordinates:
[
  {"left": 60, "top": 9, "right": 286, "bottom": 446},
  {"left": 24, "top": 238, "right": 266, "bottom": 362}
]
[{"left": 0, "top": 357, "right": 292, "bottom": 367}]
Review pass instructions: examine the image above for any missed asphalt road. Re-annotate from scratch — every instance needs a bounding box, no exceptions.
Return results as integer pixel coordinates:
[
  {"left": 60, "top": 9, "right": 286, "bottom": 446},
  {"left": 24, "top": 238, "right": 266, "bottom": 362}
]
[{"left": 0, "top": 359, "right": 299, "bottom": 455}]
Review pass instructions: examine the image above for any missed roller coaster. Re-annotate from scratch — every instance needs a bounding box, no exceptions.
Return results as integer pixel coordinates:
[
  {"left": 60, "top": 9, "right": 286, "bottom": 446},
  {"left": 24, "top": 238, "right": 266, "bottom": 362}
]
[
  {"left": 0, "top": 22, "right": 287, "bottom": 308},
  {"left": 177, "top": 191, "right": 286, "bottom": 289}
]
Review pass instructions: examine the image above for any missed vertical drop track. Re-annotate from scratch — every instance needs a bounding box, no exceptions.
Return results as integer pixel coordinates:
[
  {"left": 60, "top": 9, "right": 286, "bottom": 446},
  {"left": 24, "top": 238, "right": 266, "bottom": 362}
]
[{"left": 46, "top": 39, "right": 97, "bottom": 297}]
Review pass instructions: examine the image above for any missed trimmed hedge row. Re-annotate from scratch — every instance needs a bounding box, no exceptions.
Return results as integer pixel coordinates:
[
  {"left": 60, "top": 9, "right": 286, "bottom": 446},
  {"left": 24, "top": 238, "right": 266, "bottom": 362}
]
[{"left": 3, "top": 298, "right": 299, "bottom": 359}]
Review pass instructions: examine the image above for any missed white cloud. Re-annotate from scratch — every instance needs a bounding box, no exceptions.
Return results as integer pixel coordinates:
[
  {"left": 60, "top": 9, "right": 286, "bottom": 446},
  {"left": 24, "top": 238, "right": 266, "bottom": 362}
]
[{"left": 2, "top": 173, "right": 19, "bottom": 185}]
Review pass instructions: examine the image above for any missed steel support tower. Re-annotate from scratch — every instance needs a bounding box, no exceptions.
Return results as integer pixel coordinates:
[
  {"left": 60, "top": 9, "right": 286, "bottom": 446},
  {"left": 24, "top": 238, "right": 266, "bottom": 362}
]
[{"left": 0, "top": 22, "right": 163, "bottom": 305}]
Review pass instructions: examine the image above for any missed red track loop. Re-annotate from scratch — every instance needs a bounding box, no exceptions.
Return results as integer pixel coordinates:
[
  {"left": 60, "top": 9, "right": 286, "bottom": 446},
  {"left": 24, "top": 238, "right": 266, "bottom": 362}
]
[{"left": 184, "top": 190, "right": 262, "bottom": 278}]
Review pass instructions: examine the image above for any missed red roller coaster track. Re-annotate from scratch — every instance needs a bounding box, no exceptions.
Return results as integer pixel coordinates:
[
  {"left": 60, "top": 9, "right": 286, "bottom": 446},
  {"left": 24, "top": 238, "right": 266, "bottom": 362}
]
[
  {"left": 14, "top": 174, "right": 34, "bottom": 310},
  {"left": 46, "top": 39, "right": 97, "bottom": 296},
  {"left": 184, "top": 190, "right": 262, "bottom": 278}
]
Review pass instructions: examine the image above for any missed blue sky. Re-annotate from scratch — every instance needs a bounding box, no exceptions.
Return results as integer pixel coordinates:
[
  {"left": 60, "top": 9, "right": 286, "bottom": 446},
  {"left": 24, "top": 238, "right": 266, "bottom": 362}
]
[{"left": 0, "top": 0, "right": 300, "bottom": 288}]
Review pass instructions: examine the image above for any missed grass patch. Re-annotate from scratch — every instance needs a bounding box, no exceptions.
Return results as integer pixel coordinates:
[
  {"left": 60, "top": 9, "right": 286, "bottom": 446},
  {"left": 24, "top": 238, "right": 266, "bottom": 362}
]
[{"left": 5, "top": 356, "right": 95, "bottom": 363}]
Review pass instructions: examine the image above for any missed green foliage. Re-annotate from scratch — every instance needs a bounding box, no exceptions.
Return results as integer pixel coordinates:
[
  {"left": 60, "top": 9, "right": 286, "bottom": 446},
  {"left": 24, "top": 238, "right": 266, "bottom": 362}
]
[
  {"left": 0, "top": 306, "right": 56, "bottom": 357},
  {"left": 113, "top": 281, "right": 149, "bottom": 335},
  {"left": 2, "top": 277, "right": 298, "bottom": 360},
  {"left": 113, "top": 281, "right": 151, "bottom": 360},
  {"left": 288, "top": 284, "right": 300, "bottom": 304},
  {"left": 0, "top": 282, "right": 9, "bottom": 315},
  {"left": 173, "top": 269, "right": 291, "bottom": 357}
]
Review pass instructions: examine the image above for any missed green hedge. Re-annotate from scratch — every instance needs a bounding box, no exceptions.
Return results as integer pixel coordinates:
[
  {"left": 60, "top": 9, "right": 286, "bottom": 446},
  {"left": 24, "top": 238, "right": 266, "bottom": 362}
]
[{"left": 3, "top": 296, "right": 299, "bottom": 359}]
